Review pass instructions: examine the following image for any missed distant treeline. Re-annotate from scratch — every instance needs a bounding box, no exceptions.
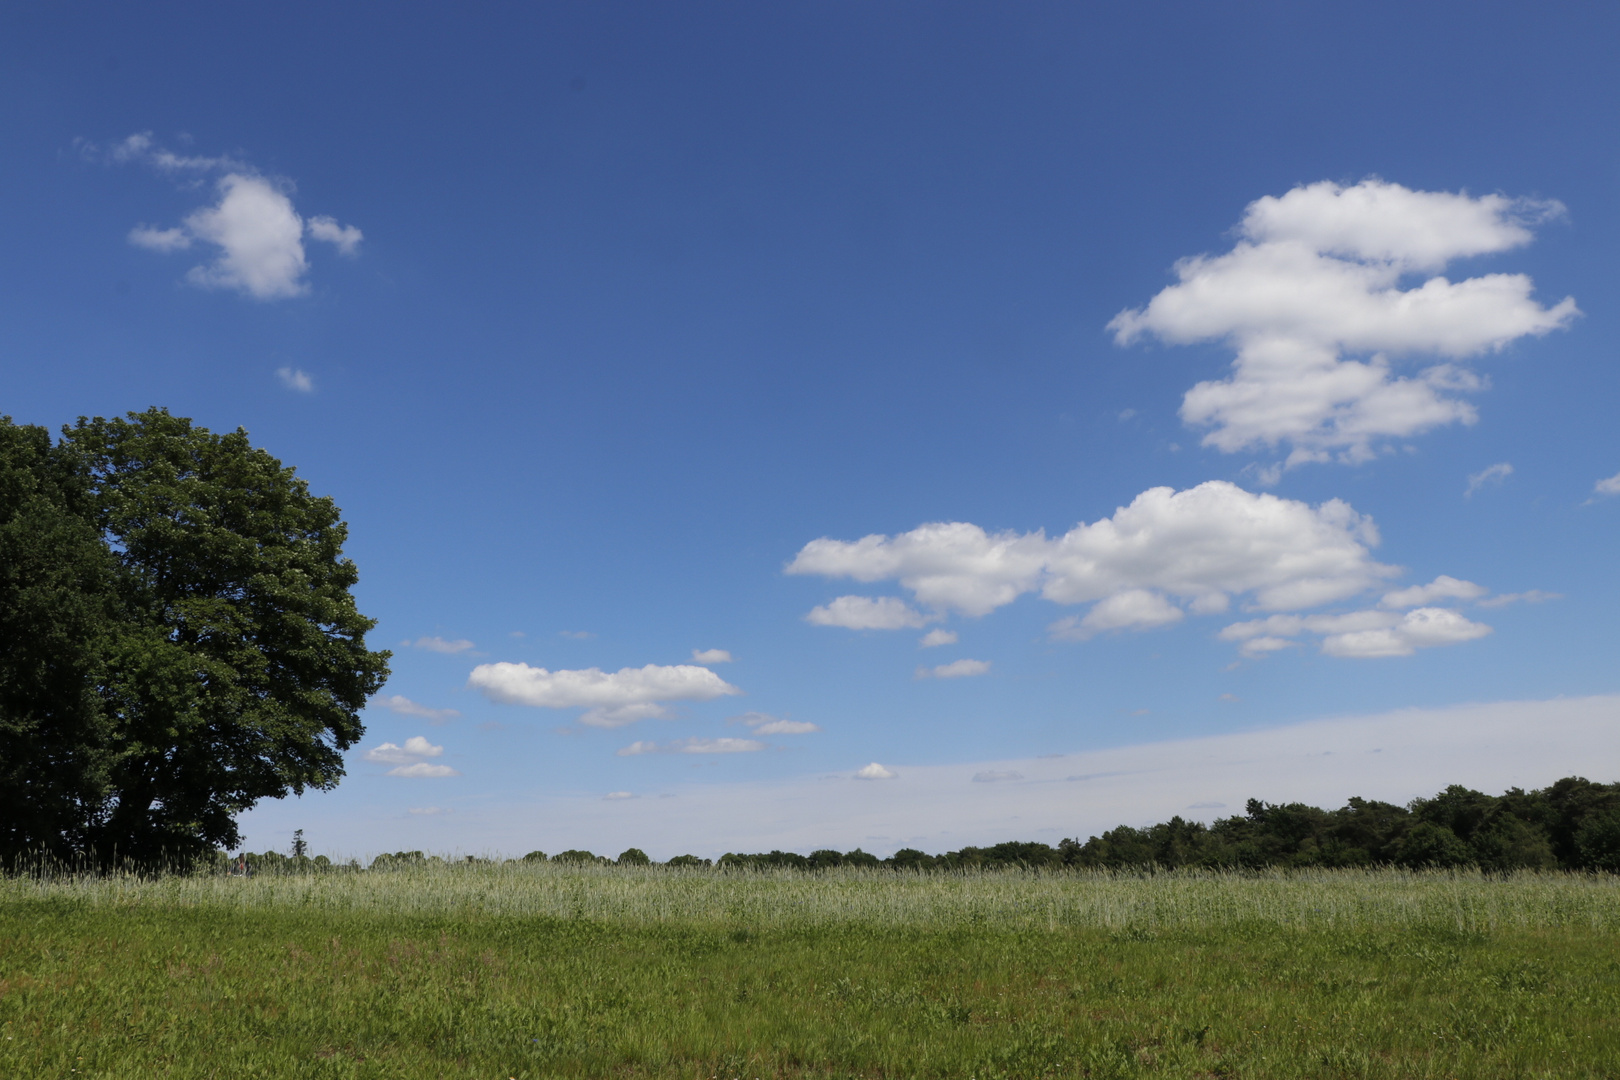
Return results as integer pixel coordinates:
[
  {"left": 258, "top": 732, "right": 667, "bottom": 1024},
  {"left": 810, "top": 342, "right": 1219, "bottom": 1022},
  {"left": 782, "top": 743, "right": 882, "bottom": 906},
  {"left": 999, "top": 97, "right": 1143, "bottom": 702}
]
[{"left": 226, "top": 776, "right": 1620, "bottom": 874}]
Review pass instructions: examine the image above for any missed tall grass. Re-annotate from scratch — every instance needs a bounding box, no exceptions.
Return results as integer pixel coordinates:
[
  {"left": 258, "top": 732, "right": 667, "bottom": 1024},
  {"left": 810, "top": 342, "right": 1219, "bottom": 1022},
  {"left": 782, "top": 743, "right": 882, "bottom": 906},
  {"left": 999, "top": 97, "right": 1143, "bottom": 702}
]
[{"left": 7, "top": 861, "right": 1619, "bottom": 932}]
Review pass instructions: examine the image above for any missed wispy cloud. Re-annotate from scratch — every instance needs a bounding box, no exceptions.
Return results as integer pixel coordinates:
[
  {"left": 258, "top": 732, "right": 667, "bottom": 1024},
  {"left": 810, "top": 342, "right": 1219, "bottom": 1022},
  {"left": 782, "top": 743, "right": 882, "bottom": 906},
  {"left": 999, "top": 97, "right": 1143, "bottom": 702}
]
[
  {"left": 617, "top": 737, "right": 764, "bottom": 756},
  {"left": 918, "top": 629, "right": 958, "bottom": 648},
  {"left": 916, "top": 658, "right": 991, "bottom": 680},
  {"left": 730, "top": 711, "right": 820, "bottom": 735},
  {"left": 691, "top": 648, "right": 733, "bottom": 665},
  {"left": 408, "top": 636, "right": 475, "bottom": 654},
  {"left": 1466, "top": 462, "right": 1513, "bottom": 496},
  {"left": 374, "top": 694, "right": 461, "bottom": 724},
  {"left": 276, "top": 367, "right": 314, "bottom": 393}
]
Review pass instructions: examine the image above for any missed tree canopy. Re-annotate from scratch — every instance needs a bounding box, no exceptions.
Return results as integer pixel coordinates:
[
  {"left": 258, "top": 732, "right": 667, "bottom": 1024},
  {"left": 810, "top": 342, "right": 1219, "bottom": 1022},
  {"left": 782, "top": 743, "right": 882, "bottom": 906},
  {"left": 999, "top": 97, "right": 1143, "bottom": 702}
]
[{"left": 0, "top": 409, "right": 390, "bottom": 868}]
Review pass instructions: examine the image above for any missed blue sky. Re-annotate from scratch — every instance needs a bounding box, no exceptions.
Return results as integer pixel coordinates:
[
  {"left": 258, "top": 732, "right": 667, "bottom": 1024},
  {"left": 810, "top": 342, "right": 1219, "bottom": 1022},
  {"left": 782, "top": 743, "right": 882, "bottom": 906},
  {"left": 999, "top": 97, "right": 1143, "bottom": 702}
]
[{"left": 5, "top": 2, "right": 1618, "bottom": 858}]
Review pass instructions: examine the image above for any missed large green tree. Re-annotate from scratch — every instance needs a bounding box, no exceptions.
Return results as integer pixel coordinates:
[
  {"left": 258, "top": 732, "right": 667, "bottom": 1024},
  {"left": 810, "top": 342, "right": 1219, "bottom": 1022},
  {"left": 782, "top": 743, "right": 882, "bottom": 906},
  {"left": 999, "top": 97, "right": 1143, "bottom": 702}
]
[{"left": 0, "top": 409, "right": 390, "bottom": 868}]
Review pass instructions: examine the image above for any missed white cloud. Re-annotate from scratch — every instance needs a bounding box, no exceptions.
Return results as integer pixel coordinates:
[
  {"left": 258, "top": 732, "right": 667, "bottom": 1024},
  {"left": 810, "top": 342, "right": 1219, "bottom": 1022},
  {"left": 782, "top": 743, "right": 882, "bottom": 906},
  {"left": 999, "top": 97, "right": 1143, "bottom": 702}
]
[
  {"left": 791, "top": 524, "right": 1047, "bottom": 618},
  {"left": 1466, "top": 462, "right": 1513, "bottom": 496},
  {"left": 410, "top": 636, "right": 475, "bottom": 654},
  {"left": 306, "top": 215, "right": 363, "bottom": 256},
  {"left": 805, "top": 595, "right": 937, "bottom": 630},
  {"left": 918, "top": 658, "right": 991, "bottom": 679},
  {"left": 467, "top": 662, "right": 741, "bottom": 727},
  {"left": 374, "top": 694, "right": 461, "bottom": 724},
  {"left": 388, "top": 762, "right": 460, "bottom": 779},
  {"left": 794, "top": 481, "right": 1397, "bottom": 637},
  {"left": 364, "top": 736, "right": 459, "bottom": 777},
  {"left": 1223, "top": 606, "right": 1491, "bottom": 659},
  {"left": 1593, "top": 471, "right": 1620, "bottom": 499},
  {"left": 616, "top": 737, "right": 765, "bottom": 756},
  {"left": 604, "top": 791, "right": 637, "bottom": 800},
  {"left": 691, "top": 648, "right": 733, "bottom": 665},
  {"left": 558, "top": 630, "right": 595, "bottom": 640},
  {"left": 918, "top": 628, "right": 959, "bottom": 648},
  {"left": 364, "top": 736, "right": 446, "bottom": 765},
  {"left": 1109, "top": 179, "right": 1577, "bottom": 466},
  {"left": 181, "top": 174, "right": 313, "bottom": 299},
  {"left": 127, "top": 225, "right": 191, "bottom": 252},
  {"left": 1379, "top": 575, "right": 1488, "bottom": 609},
  {"left": 730, "top": 711, "right": 820, "bottom": 735},
  {"left": 1048, "top": 589, "right": 1184, "bottom": 641},
  {"left": 276, "top": 367, "right": 314, "bottom": 393},
  {"left": 854, "top": 762, "right": 897, "bottom": 780},
  {"left": 109, "top": 135, "right": 361, "bottom": 301},
  {"left": 1476, "top": 589, "right": 1561, "bottom": 608},
  {"left": 972, "top": 770, "right": 1023, "bottom": 783}
]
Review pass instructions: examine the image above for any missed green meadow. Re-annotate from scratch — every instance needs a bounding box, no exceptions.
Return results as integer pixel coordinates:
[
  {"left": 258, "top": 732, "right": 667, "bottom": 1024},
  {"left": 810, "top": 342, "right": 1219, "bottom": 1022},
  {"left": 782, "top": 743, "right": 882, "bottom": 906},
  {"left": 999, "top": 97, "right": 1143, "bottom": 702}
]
[{"left": 3, "top": 864, "right": 1618, "bottom": 1079}]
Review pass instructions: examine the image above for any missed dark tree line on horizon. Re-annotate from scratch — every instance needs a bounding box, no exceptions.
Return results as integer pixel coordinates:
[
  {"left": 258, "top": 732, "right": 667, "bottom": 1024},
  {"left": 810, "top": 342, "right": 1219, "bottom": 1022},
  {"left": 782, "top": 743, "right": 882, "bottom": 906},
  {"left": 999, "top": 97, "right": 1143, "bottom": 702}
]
[{"left": 221, "top": 775, "right": 1620, "bottom": 875}]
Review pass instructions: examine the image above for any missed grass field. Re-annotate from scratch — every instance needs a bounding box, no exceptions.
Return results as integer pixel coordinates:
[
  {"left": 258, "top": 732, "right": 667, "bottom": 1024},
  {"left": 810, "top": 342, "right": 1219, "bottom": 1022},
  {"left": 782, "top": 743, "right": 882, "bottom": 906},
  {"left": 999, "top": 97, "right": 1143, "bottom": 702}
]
[{"left": 3, "top": 864, "right": 1619, "bottom": 1078}]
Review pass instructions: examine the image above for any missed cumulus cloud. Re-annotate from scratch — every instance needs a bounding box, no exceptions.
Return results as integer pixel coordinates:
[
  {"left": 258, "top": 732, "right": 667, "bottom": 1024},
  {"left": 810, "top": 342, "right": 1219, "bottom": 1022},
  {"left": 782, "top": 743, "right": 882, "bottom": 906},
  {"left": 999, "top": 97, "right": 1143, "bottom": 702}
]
[
  {"left": 374, "top": 694, "right": 461, "bottom": 724},
  {"left": 616, "top": 737, "right": 764, "bottom": 756},
  {"left": 276, "top": 367, "right": 314, "bottom": 393},
  {"left": 1221, "top": 606, "right": 1491, "bottom": 659},
  {"left": 1109, "top": 179, "right": 1577, "bottom": 467},
  {"left": 409, "top": 636, "right": 475, "bottom": 654},
  {"left": 691, "top": 648, "right": 733, "bottom": 665},
  {"left": 467, "top": 662, "right": 741, "bottom": 727},
  {"left": 805, "top": 595, "right": 937, "bottom": 630},
  {"left": 108, "top": 134, "right": 361, "bottom": 300},
  {"left": 918, "top": 628, "right": 959, "bottom": 648},
  {"left": 1592, "top": 471, "right": 1620, "bottom": 499},
  {"left": 364, "top": 736, "right": 460, "bottom": 777},
  {"left": 1379, "top": 575, "right": 1488, "bottom": 609},
  {"left": 917, "top": 658, "right": 991, "bottom": 679},
  {"left": 1048, "top": 589, "right": 1184, "bottom": 641},
  {"left": 796, "top": 481, "right": 1397, "bottom": 628},
  {"left": 1466, "top": 463, "right": 1513, "bottom": 496},
  {"left": 854, "top": 762, "right": 897, "bottom": 780},
  {"left": 730, "top": 711, "right": 820, "bottom": 735}
]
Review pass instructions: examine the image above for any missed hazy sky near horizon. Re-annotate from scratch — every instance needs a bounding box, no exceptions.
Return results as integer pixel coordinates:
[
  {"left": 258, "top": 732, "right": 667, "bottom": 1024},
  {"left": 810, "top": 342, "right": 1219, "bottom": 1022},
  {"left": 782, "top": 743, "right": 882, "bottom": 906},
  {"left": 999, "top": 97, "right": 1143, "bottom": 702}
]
[{"left": 4, "top": 2, "right": 1618, "bottom": 857}]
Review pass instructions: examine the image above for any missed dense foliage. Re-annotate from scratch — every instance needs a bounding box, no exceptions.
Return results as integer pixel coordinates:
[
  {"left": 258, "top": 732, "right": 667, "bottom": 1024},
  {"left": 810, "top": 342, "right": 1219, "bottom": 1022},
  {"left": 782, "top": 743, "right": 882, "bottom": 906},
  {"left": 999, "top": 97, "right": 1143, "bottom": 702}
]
[{"left": 0, "top": 409, "right": 389, "bottom": 869}]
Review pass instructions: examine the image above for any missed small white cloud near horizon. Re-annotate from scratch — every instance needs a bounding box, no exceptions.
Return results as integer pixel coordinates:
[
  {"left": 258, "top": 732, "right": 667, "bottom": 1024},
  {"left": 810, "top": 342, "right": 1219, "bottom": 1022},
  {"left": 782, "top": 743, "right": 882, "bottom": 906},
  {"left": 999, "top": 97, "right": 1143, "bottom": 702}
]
[
  {"left": 1109, "top": 179, "right": 1577, "bottom": 468},
  {"left": 691, "top": 648, "right": 733, "bottom": 665},
  {"left": 854, "top": 762, "right": 897, "bottom": 780},
  {"left": 617, "top": 737, "right": 765, "bottom": 756},
  {"left": 364, "top": 736, "right": 459, "bottom": 778},
  {"left": 1466, "top": 463, "right": 1514, "bottom": 497},
  {"left": 917, "top": 658, "right": 992, "bottom": 680},
  {"left": 604, "top": 791, "right": 637, "bottom": 800},
  {"left": 918, "top": 628, "right": 959, "bottom": 648},
  {"left": 468, "top": 662, "right": 741, "bottom": 727},
  {"left": 972, "top": 769, "right": 1023, "bottom": 783},
  {"left": 408, "top": 636, "right": 475, "bottom": 654},
  {"left": 276, "top": 367, "right": 314, "bottom": 393},
  {"left": 373, "top": 694, "right": 461, "bottom": 724},
  {"left": 730, "top": 711, "right": 820, "bottom": 735},
  {"left": 1591, "top": 471, "right": 1620, "bottom": 500},
  {"left": 107, "top": 134, "right": 362, "bottom": 300}
]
